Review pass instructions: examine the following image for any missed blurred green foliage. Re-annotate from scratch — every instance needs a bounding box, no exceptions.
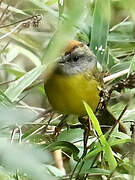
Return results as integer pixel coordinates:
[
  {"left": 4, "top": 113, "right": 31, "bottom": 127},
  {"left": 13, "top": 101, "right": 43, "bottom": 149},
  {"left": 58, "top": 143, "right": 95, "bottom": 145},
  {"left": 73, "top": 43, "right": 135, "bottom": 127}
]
[{"left": 0, "top": 0, "right": 135, "bottom": 179}]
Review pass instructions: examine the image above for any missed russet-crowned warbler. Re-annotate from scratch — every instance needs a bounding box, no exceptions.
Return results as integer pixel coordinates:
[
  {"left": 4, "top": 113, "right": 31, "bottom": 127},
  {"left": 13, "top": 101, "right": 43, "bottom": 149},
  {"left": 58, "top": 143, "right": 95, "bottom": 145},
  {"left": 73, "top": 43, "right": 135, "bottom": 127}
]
[{"left": 44, "top": 40, "right": 102, "bottom": 116}]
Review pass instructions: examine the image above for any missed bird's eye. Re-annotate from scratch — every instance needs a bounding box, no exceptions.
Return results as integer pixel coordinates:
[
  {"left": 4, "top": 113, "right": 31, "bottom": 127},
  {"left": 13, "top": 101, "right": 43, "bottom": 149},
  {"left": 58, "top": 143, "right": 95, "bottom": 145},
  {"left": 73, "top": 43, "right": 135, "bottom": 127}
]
[
  {"left": 72, "top": 56, "right": 79, "bottom": 62},
  {"left": 66, "top": 54, "right": 80, "bottom": 63}
]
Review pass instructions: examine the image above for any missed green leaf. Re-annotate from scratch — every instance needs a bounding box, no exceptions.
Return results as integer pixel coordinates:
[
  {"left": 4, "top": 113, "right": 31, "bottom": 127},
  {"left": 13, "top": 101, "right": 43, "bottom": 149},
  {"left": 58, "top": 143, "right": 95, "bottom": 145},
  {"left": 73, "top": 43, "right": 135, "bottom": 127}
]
[
  {"left": 110, "top": 62, "right": 130, "bottom": 74},
  {"left": 58, "top": 0, "right": 65, "bottom": 18},
  {"left": 1, "top": 2, "right": 28, "bottom": 15},
  {"left": 42, "top": 0, "right": 86, "bottom": 65},
  {"left": 46, "top": 165, "right": 65, "bottom": 177},
  {"left": 45, "top": 141, "right": 80, "bottom": 161},
  {"left": 57, "top": 128, "right": 83, "bottom": 143},
  {"left": 109, "top": 138, "right": 131, "bottom": 147},
  {"left": 128, "top": 55, "right": 135, "bottom": 76},
  {"left": 85, "top": 135, "right": 130, "bottom": 161},
  {"left": 29, "top": 0, "right": 58, "bottom": 17},
  {"left": 22, "top": 124, "right": 47, "bottom": 141},
  {"left": 46, "top": 0, "right": 58, "bottom": 6},
  {"left": 0, "top": 28, "right": 41, "bottom": 52},
  {"left": 5, "top": 65, "right": 46, "bottom": 102},
  {"left": 79, "top": 168, "right": 110, "bottom": 175},
  {"left": 103, "top": 48, "right": 116, "bottom": 69},
  {"left": 0, "top": 63, "right": 25, "bottom": 77},
  {"left": 90, "top": 0, "right": 110, "bottom": 64},
  {"left": 0, "top": 90, "right": 12, "bottom": 107},
  {"left": 83, "top": 101, "right": 117, "bottom": 170},
  {"left": 6, "top": 44, "right": 41, "bottom": 66}
]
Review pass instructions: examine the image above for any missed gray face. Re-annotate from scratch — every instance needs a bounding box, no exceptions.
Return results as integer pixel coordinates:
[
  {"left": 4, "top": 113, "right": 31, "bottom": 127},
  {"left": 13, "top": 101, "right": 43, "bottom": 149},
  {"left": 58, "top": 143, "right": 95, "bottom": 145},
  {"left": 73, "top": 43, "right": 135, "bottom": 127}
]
[{"left": 54, "top": 46, "right": 97, "bottom": 76}]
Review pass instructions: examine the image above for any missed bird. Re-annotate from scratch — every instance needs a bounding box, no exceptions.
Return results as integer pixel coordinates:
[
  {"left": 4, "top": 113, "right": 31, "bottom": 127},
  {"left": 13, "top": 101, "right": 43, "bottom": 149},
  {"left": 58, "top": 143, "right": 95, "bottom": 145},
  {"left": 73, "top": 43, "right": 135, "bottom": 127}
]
[{"left": 44, "top": 40, "right": 103, "bottom": 116}]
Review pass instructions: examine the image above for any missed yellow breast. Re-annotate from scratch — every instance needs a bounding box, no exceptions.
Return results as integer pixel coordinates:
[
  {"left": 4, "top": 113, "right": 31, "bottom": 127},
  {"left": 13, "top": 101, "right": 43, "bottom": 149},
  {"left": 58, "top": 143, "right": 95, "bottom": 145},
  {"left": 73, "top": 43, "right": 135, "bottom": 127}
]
[{"left": 45, "top": 72, "right": 100, "bottom": 116}]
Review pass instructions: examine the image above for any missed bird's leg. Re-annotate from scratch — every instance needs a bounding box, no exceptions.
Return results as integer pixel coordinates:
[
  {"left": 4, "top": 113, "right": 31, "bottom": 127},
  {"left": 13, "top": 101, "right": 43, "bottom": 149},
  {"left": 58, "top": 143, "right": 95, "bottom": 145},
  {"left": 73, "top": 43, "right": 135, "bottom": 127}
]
[{"left": 53, "top": 114, "right": 68, "bottom": 137}]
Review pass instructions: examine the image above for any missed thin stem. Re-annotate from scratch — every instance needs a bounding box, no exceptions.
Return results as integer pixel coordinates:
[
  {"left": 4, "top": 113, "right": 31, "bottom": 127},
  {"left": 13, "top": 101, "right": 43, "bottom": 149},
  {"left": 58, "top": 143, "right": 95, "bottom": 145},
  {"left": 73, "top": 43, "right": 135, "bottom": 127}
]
[
  {"left": 70, "top": 160, "right": 81, "bottom": 180},
  {"left": 109, "top": 16, "right": 129, "bottom": 32},
  {"left": 18, "top": 126, "right": 22, "bottom": 144},
  {"left": 0, "top": 78, "right": 18, "bottom": 86},
  {"left": 103, "top": 69, "right": 129, "bottom": 83},
  {"left": 0, "top": 15, "right": 37, "bottom": 28},
  {"left": 11, "top": 128, "right": 18, "bottom": 144},
  {"left": 107, "top": 104, "right": 129, "bottom": 140},
  {"left": 0, "top": 20, "right": 27, "bottom": 40}
]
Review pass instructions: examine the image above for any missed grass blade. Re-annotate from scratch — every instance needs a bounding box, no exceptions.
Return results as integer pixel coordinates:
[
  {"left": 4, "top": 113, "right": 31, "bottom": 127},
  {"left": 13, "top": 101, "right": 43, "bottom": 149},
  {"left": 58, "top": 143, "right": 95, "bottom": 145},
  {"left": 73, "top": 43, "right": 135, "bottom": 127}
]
[
  {"left": 128, "top": 55, "right": 135, "bottom": 76},
  {"left": 83, "top": 101, "right": 117, "bottom": 170},
  {"left": 90, "top": 0, "right": 110, "bottom": 65},
  {"left": 5, "top": 65, "right": 46, "bottom": 102}
]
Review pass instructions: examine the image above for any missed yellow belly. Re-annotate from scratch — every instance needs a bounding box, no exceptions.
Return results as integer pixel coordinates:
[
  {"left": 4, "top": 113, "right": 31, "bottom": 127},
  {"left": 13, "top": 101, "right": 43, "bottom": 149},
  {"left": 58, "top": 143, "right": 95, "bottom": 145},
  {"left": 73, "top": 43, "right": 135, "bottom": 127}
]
[{"left": 45, "top": 73, "right": 100, "bottom": 116}]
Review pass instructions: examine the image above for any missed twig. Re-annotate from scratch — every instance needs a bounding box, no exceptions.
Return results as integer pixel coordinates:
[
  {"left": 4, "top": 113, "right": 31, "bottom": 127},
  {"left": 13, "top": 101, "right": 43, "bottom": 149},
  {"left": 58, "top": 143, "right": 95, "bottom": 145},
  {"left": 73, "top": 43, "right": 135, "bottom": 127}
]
[
  {"left": 16, "top": 92, "right": 30, "bottom": 104},
  {"left": 24, "top": 124, "right": 46, "bottom": 140},
  {"left": 0, "top": 20, "right": 28, "bottom": 40},
  {"left": 107, "top": 104, "right": 129, "bottom": 140},
  {"left": 103, "top": 69, "right": 129, "bottom": 83},
  {"left": 0, "top": 15, "right": 37, "bottom": 28},
  {"left": 0, "top": 15, "right": 41, "bottom": 40},
  {"left": 109, "top": 16, "right": 129, "bottom": 32},
  {"left": 0, "top": 78, "right": 18, "bottom": 86},
  {"left": 32, "top": 108, "right": 53, "bottom": 122},
  {"left": 42, "top": 112, "right": 54, "bottom": 133},
  {"left": 18, "top": 126, "right": 22, "bottom": 144},
  {"left": 11, "top": 128, "right": 18, "bottom": 144}
]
